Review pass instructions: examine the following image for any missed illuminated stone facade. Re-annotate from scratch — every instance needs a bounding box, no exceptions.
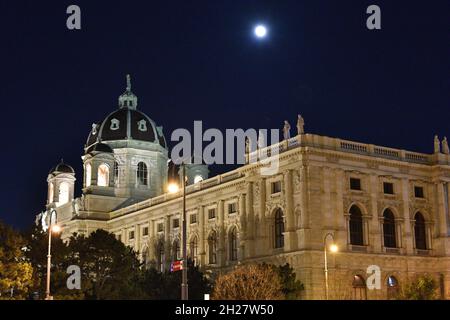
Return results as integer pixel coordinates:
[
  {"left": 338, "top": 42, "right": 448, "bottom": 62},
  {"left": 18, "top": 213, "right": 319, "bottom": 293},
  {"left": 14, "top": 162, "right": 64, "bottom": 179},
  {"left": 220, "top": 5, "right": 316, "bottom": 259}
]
[{"left": 37, "top": 79, "right": 450, "bottom": 300}]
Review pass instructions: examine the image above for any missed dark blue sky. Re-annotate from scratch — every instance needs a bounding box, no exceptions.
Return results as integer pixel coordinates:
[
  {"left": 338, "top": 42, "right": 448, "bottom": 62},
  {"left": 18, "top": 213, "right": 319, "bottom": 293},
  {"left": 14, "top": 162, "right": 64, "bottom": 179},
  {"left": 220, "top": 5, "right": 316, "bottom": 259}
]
[{"left": 0, "top": 0, "right": 449, "bottom": 229}]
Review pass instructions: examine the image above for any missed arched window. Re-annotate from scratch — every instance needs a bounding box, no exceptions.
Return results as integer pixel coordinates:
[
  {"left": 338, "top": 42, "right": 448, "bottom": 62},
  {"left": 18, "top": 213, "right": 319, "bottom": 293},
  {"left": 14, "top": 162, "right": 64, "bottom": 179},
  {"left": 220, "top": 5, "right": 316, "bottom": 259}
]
[
  {"left": 349, "top": 205, "right": 364, "bottom": 246},
  {"left": 352, "top": 275, "right": 367, "bottom": 300},
  {"left": 229, "top": 227, "right": 238, "bottom": 261},
  {"left": 414, "top": 212, "right": 427, "bottom": 250},
  {"left": 85, "top": 163, "right": 92, "bottom": 187},
  {"left": 58, "top": 182, "right": 69, "bottom": 205},
  {"left": 48, "top": 183, "right": 54, "bottom": 203},
  {"left": 387, "top": 276, "right": 399, "bottom": 299},
  {"left": 172, "top": 239, "right": 180, "bottom": 261},
  {"left": 98, "top": 164, "right": 109, "bottom": 187},
  {"left": 137, "top": 162, "right": 148, "bottom": 186},
  {"left": 189, "top": 236, "right": 198, "bottom": 266},
  {"left": 383, "top": 209, "right": 397, "bottom": 248},
  {"left": 208, "top": 231, "right": 217, "bottom": 264},
  {"left": 114, "top": 161, "right": 119, "bottom": 184},
  {"left": 274, "top": 209, "right": 285, "bottom": 249},
  {"left": 157, "top": 241, "right": 165, "bottom": 272}
]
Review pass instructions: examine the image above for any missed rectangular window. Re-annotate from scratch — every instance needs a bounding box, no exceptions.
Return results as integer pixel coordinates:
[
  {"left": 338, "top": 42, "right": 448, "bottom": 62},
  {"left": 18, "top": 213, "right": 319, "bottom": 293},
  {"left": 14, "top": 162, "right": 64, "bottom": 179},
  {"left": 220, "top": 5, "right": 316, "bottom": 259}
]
[
  {"left": 157, "top": 223, "right": 164, "bottom": 232},
  {"left": 129, "top": 230, "right": 135, "bottom": 240},
  {"left": 190, "top": 214, "right": 197, "bottom": 224},
  {"left": 414, "top": 186, "right": 424, "bottom": 198},
  {"left": 208, "top": 208, "right": 216, "bottom": 219},
  {"left": 228, "top": 203, "right": 237, "bottom": 214},
  {"left": 143, "top": 227, "right": 149, "bottom": 236},
  {"left": 271, "top": 181, "right": 282, "bottom": 194},
  {"left": 350, "top": 178, "right": 362, "bottom": 191},
  {"left": 383, "top": 182, "right": 394, "bottom": 195},
  {"left": 173, "top": 219, "right": 180, "bottom": 229}
]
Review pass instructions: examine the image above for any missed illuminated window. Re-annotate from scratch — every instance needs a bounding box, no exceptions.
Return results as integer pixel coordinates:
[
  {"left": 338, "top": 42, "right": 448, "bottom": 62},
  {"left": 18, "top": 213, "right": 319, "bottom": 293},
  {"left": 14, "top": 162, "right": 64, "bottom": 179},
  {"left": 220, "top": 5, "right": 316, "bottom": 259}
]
[
  {"left": 85, "top": 163, "right": 92, "bottom": 187},
  {"left": 137, "top": 162, "right": 148, "bottom": 185},
  {"left": 58, "top": 182, "right": 69, "bottom": 205},
  {"left": 194, "top": 175, "right": 203, "bottom": 184},
  {"left": 48, "top": 183, "right": 54, "bottom": 203},
  {"left": 387, "top": 276, "right": 399, "bottom": 299},
  {"left": 98, "top": 164, "right": 109, "bottom": 187}
]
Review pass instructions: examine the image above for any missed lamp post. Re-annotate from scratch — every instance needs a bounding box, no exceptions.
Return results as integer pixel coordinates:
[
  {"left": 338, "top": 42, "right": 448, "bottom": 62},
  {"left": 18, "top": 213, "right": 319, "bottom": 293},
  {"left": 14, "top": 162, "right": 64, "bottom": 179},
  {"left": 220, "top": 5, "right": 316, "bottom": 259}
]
[
  {"left": 167, "top": 160, "right": 188, "bottom": 300},
  {"left": 45, "top": 223, "right": 61, "bottom": 300},
  {"left": 180, "top": 163, "right": 188, "bottom": 300},
  {"left": 323, "top": 232, "right": 338, "bottom": 300}
]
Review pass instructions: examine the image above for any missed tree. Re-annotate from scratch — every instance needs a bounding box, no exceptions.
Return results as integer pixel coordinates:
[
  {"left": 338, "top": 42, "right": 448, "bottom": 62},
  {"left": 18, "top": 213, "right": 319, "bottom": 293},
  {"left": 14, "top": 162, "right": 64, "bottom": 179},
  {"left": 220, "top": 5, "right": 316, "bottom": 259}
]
[
  {"left": 272, "top": 263, "right": 304, "bottom": 299},
  {"left": 25, "top": 224, "right": 71, "bottom": 300},
  {"left": 0, "top": 220, "right": 33, "bottom": 299},
  {"left": 141, "top": 259, "right": 212, "bottom": 300},
  {"left": 212, "top": 264, "right": 284, "bottom": 300},
  {"left": 66, "top": 230, "right": 145, "bottom": 300},
  {"left": 397, "top": 274, "right": 439, "bottom": 300}
]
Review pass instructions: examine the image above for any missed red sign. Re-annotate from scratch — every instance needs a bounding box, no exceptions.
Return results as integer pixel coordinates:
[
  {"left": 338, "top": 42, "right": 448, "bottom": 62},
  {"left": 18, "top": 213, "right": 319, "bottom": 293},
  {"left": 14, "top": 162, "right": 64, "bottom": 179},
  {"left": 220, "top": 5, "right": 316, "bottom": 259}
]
[{"left": 170, "top": 260, "right": 183, "bottom": 272}]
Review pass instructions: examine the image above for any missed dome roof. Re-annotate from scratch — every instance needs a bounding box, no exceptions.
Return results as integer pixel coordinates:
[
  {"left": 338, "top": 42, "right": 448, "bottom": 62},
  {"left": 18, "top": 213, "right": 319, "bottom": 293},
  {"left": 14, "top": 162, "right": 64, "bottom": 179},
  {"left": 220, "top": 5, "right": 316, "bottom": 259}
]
[
  {"left": 85, "top": 142, "right": 114, "bottom": 154},
  {"left": 50, "top": 160, "right": 75, "bottom": 174},
  {"left": 86, "top": 75, "right": 167, "bottom": 150}
]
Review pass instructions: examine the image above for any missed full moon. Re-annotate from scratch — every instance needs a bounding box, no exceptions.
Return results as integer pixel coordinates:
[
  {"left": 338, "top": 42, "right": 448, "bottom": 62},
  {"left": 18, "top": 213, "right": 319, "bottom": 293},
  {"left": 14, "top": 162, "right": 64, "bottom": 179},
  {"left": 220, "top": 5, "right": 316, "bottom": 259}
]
[{"left": 254, "top": 25, "right": 267, "bottom": 38}]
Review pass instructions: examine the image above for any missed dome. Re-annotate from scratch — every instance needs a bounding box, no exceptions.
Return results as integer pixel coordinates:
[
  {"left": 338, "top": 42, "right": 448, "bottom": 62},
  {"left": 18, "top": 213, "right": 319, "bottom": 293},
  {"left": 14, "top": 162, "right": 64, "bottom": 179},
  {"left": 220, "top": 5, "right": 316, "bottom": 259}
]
[
  {"left": 85, "top": 142, "right": 113, "bottom": 154},
  {"left": 85, "top": 75, "right": 167, "bottom": 150},
  {"left": 50, "top": 159, "right": 75, "bottom": 174}
]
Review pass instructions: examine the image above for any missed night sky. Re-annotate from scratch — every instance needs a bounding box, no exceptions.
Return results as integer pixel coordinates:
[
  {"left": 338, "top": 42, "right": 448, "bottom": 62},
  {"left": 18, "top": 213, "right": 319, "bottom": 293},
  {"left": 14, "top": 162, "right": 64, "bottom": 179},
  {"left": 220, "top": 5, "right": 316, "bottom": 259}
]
[{"left": 1, "top": 0, "right": 449, "bottom": 230}]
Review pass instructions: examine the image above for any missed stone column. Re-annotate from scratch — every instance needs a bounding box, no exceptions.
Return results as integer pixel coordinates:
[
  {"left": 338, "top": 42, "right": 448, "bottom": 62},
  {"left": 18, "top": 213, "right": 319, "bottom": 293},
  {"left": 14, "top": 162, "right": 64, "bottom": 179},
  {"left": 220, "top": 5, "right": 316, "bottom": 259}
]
[
  {"left": 369, "top": 174, "right": 381, "bottom": 252},
  {"left": 401, "top": 179, "right": 413, "bottom": 254},
  {"left": 164, "top": 215, "right": 171, "bottom": 269},
  {"left": 284, "top": 169, "right": 297, "bottom": 251},
  {"left": 150, "top": 220, "right": 155, "bottom": 260},
  {"left": 259, "top": 178, "right": 266, "bottom": 255},
  {"left": 218, "top": 200, "right": 225, "bottom": 265},
  {"left": 245, "top": 182, "right": 255, "bottom": 258},
  {"left": 436, "top": 182, "right": 450, "bottom": 237},
  {"left": 199, "top": 205, "right": 206, "bottom": 266},
  {"left": 135, "top": 224, "right": 140, "bottom": 253},
  {"left": 238, "top": 193, "right": 246, "bottom": 260}
]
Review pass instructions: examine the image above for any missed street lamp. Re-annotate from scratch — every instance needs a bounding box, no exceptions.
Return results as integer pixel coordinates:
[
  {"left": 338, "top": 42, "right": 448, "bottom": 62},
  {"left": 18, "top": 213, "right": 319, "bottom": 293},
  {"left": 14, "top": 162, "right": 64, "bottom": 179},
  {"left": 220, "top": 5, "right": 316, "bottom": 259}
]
[
  {"left": 45, "top": 223, "right": 61, "bottom": 300},
  {"left": 167, "top": 160, "right": 188, "bottom": 300},
  {"left": 324, "top": 232, "right": 338, "bottom": 300}
]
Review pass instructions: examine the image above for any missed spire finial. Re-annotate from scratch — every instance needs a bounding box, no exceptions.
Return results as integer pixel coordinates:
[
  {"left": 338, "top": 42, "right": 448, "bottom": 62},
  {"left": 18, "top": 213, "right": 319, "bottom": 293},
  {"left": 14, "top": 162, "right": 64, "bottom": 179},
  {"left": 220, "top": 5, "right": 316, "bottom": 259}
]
[{"left": 126, "top": 74, "right": 131, "bottom": 92}]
